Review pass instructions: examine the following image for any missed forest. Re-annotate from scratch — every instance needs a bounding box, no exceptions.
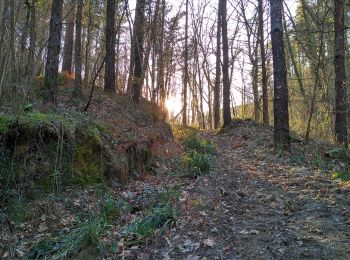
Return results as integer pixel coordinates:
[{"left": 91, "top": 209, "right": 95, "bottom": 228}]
[{"left": 0, "top": 0, "right": 350, "bottom": 259}]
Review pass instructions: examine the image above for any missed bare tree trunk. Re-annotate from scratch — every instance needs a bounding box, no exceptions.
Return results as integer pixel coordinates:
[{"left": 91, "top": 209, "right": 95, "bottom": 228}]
[
  {"left": 104, "top": 0, "right": 116, "bottom": 92},
  {"left": 252, "top": 60, "right": 259, "bottom": 122},
  {"left": 270, "top": 0, "right": 290, "bottom": 149},
  {"left": 25, "top": 0, "right": 36, "bottom": 80},
  {"left": 74, "top": 0, "right": 83, "bottom": 96},
  {"left": 213, "top": 0, "right": 221, "bottom": 129},
  {"left": 182, "top": 0, "right": 189, "bottom": 125},
  {"left": 62, "top": 0, "right": 75, "bottom": 74},
  {"left": 84, "top": 0, "right": 93, "bottom": 84},
  {"left": 334, "top": 0, "right": 348, "bottom": 146},
  {"left": 43, "top": 0, "right": 64, "bottom": 105},
  {"left": 157, "top": 0, "right": 166, "bottom": 110},
  {"left": 258, "top": 0, "right": 269, "bottom": 125},
  {"left": 131, "top": 0, "right": 145, "bottom": 103},
  {"left": 221, "top": 0, "right": 231, "bottom": 126}
]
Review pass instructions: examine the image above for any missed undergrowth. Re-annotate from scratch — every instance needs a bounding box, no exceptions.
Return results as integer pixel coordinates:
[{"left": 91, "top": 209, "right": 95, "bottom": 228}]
[
  {"left": 26, "top": 192, "right": 126, "bottom": 259},
  {"left": 173, "top": 125, "right": 216, "bottom": 177},
  {"left": 123, "top": 189, "right": 179, "bottom": 245}
]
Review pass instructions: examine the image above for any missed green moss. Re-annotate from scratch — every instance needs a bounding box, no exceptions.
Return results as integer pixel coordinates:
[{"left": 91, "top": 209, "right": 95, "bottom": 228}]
[
  {"left": 72, "top": 143, "right": 104, "bottom": 186},
  {"left": 19, "top": 112, "right": 73, "bottom": 129},
  {"left": 0, "top": 114, "right": 12, "bottom": 134}
]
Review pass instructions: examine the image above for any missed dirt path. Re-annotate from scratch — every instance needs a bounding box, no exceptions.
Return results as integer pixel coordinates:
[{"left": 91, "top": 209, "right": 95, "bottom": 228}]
[{"left": 141, "top": 121, "right": 350, "bottom": 259}]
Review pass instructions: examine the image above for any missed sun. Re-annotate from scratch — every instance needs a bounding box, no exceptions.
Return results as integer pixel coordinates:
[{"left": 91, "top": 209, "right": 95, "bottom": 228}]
[{"left": 165, "top": 96, "right": 182, "bottom": 115}]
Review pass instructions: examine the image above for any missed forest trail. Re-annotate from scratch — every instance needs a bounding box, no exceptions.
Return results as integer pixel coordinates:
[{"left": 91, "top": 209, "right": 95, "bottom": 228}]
[
  {"left": 140, "top": 121, "right": 350, "bottom": 259},
  {"left": 2, "top": 119, "right": 350, "bottom": 259}
]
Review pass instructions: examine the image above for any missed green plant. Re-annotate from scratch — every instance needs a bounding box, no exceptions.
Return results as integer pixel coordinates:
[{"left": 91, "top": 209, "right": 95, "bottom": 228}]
[
  {"left": 326, "top": 148, "right": 350, "bottom": 163},
  {"left": 182, "top": 150, "right": 212, "bottom": 175},
  {"left": 290, "top": 154, "right": 305, "bottom": 164},
  {"left": 172, "top": 125, "right": 197, "bottom": 140},
  {"left": 124, "top": 190, "right": 179, "bottom": 243},
  {"left": 8, "top": 198, "right": 30, "bottom": 223},
  {"left": 313, "top": 152, "right": 324, "bottom": 169},
  {"left": 332, "top": 170, "right": 350, "bottom": 181},
  {"left": 99, "top": 194, "right": 121, "bottom": 222},
  {"left": 0, "top": 114, "right": 12, "bottom": 134},
  {"left": 28, "top": 217, "right": 108, "bottom": 259},
  {"left": 183, "top": 136, "right": 215, "bottom": 154}
]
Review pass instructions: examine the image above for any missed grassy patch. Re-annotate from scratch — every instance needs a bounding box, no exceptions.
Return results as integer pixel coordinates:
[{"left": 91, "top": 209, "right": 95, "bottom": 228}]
[
  {"left": 182, "top": 150, "right": 212, "bottom": 175},
  {"left": 8, "top": 198, "right": 30, "bottom": 224},
  {"left": 172, "top": 125, "right": 197, "bottom": 140},
  {"left": 177, "top": 132, "right": 216, "bottom": 176},
  {"left": 183, "top": 136, "right": 215, "bottom": 155},
  {"left": 27, "top": 191, "right": 125, "bottom": 259},
  {"left": 28, "top": 218, "right": 107, "bottom": 259},
  {"left": 99, "top": 194, "right": 122, "bottom": 222},
  {"left": 124, "top": 189, "right": 179, "bottom": 244}
]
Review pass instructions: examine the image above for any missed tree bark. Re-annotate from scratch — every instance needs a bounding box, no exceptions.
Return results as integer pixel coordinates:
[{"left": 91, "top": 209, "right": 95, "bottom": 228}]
[
  {"left": 213, "top": 0, "right": 221, "bottom": 129},
  {"left": 334, "top": 0, "right": 348, "bottom": 146},
  {"left": 62, "top": 0, "right": 75, "bottom": 74},
  {"left": 221, "top": 0, "right": 231, "bottom": 127},
  {"left": 182, "top": 0, "right": 189, "bottom": 125},
  {"left": 157, "top": 0, "right": 166, "bottom": 110},
  {"left": 104, "top": 0, "right": 116, "bottom": 92},
  {"left": 74, "top": 0, "right": 83, "bottom": 96},
  {"left": 43, "top": 0, "right": 64, "bottom": 105},
  {"left": 270, "top": 0, "right": 290, "bottom": 149},
  {"left": 258, "top": 0, "right": 269, "bottom": 125},
  {"left": 131, "top": 0, "right": 145, "bottom": 103}
]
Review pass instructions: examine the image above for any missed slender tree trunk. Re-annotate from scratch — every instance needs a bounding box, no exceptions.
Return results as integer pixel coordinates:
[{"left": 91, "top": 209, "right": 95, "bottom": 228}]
[
  {"left": 182, "top": 0, "right": 189, "bottom": 125},
  {"left": 84, "top": 0, "right": 93, "bottom": 84},
  {"left": 25, "top": 0, "right": 36, "bottom": 79},
  {"left": 131, "top": 0, "right": 145, "bottom": 103},
  {"left": 157, "top": 0, "right": 166, "bottom": 110},
  {"left": 270, "top": 0, "right": 290, "bottom": 149},
  {"left": 334, "top": 0, "right": 348, "bottom": 146},
  {"left": 214, "top": 0, "right": 221, "bottom": 129},
  {"left": 0, "top": 0, "right": 9, "bottom": 79},
  {"left": 62, "top": 0, "right": 75, "bottom": 74},
  {"left": 258, "top": 0, "right": 269, "bottom": 125},
  {"left": 221, "top": 0, "right": 231, "bottom": 126},
  {"left": 252, "top": 60, "right": 259, "bottom": 122},
  {"left": 104, "top": 0, "right": 116, "bottom": 92},
  {"left": 74, "top": 0, "right": 83, "bottom": 96},
  {"left": 43, "top": 0, "right": 64, "bottom": 105}
]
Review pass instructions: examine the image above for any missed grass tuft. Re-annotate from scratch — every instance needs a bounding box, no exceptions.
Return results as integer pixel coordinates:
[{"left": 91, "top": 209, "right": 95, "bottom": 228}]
[
  {"left": 183, "top": 136, "right": 215, "bottom": 155},
  {"left": 182, "top": 150, "right": 212, "bottom": 175},
  {"left": 124, "top": 189, "right": 179, "bottom": 244}
]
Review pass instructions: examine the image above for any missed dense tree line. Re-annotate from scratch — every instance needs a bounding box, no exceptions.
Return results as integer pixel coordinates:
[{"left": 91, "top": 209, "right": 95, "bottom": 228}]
[{"left": 0, "top": 0, "right": 348, "bottom": 149}]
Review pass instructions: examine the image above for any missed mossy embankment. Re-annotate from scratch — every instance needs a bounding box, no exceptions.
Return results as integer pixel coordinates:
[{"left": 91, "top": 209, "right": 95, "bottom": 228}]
[{"left": 0, "top": 93, "right": 173, "bottom": 204}]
